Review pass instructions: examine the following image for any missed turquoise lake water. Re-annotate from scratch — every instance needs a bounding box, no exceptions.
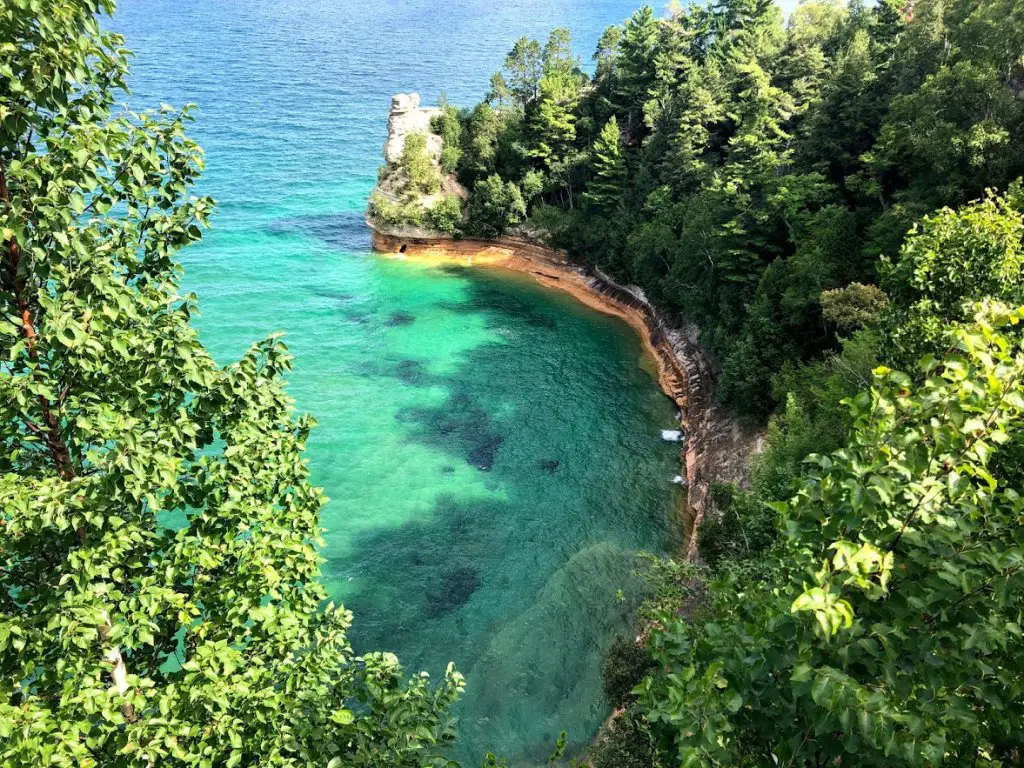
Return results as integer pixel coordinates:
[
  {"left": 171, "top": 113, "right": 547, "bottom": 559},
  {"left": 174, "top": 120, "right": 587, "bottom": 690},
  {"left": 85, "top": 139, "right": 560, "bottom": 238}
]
[{"left": 112, "top": 1, "right": 683, "bottom": 762}]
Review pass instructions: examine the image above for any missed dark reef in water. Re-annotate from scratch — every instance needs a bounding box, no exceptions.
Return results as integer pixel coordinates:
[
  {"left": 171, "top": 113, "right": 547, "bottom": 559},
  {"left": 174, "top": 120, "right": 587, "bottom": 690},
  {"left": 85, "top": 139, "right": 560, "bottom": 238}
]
[
  {"left": 386, "top": 310, "right": 416, "bottom": 326},
  {"left": 426, "top": 565, "right": 482, "bottom": 618},
  {"left": 396, "top": 359, "right": 425, "bottom": 385},
  {"left": 397, "top": 391, "right": 505, "bottom": 471}
]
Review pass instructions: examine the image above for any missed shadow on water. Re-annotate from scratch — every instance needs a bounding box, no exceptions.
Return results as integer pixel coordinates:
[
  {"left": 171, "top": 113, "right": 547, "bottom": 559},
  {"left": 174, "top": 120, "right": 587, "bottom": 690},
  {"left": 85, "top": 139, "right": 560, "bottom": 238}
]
[
  {"left": 267, "top": 210, "right": 372, "bottom": 252},
  {"left": 396, "top": 391, "right": 505, "bottom": 471},
  {"left": 437, "top": 273, "right": 558, "bottom": 331}
]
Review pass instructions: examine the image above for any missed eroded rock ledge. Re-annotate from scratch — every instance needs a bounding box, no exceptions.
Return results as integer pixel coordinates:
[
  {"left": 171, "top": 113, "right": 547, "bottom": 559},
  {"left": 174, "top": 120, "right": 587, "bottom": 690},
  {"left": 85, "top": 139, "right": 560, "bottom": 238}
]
[{"left": 370, "top": 226, "right": 760, "bottom": 559}]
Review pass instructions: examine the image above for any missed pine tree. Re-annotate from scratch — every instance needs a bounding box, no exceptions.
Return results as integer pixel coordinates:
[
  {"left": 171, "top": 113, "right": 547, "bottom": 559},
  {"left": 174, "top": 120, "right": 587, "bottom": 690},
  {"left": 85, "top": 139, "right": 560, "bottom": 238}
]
[
  {"left": 583, "top": 117, "right": 627, "bottom": 213},
  {"left": 503, "top": 37, "right": 544, "bottom": 109},
  {"left": 613, "top": 6, "right": 661, "bottom": 139},
  {"left": 486, "top": 72, "right": 510, "bottom": 108},
  {"left": 529, "top": 71, "right": 582, "bottom": 170}
]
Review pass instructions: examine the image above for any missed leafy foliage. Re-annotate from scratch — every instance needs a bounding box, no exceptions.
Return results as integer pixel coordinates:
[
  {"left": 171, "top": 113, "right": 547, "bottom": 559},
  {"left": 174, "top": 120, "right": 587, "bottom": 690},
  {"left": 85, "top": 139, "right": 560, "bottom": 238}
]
[
  {"left": 426, "top": 194, "right": 464, "bottom": 234},
  {"left": 601, "top": 635, "right": 655, "bottom": 708},
  {"left": 639, "top": 303, "right": 1024, "bottom": 766},
  {"left": 431, "top": 105, "right": 464, "bottom": 174},
  {"left": 400, "top": 132, "right": 442, "bottom": 197},
  {"left": 465, "top": 175, "right": 526, "bottom": 238},
  {"left": 0, "top": 2, "right": 462, "bottom": 765},
  {"left": 883, "top": 191, "right": 1024, "bottom": 364}
]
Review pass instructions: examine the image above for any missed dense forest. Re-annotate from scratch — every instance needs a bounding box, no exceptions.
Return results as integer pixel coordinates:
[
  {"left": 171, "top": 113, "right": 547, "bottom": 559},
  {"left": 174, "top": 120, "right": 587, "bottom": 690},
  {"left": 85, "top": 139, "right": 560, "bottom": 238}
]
[{"left": 5, "top": 0, "right": 1024, "bottom": 766}]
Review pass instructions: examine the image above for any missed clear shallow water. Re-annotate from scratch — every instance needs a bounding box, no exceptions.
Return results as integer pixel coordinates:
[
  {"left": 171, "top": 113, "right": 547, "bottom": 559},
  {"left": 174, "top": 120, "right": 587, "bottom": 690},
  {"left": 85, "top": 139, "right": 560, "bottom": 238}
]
[{"left": 112, "top": 1, "right": 682, "bottom": 762}]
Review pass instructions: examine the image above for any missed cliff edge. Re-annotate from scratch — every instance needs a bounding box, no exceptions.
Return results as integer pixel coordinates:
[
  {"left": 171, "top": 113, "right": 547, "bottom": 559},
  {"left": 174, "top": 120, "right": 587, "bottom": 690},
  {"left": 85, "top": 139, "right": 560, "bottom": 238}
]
[{"left": 383, "top": 93, "right": 443, "bottom": 165}]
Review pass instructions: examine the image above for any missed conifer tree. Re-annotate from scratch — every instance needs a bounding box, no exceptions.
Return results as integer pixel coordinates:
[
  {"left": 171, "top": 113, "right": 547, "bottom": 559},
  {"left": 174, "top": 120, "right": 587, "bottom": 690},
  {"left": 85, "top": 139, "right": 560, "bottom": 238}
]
[
  {"left": 612, "top": 6, "right": 661, "bottom": 138},
  {"left": 502, "top": 37, "right": 544, "bottom": 109},
  {"left": 582, "top": 117, "right": 627, "bottom": 213}
]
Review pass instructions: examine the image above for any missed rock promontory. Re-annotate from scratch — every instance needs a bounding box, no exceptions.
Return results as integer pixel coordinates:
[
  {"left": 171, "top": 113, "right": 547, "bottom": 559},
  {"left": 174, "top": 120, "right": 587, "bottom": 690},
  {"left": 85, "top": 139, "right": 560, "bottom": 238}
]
[{"left": 383, "top": 93, "right": 442, "bottom": 165}]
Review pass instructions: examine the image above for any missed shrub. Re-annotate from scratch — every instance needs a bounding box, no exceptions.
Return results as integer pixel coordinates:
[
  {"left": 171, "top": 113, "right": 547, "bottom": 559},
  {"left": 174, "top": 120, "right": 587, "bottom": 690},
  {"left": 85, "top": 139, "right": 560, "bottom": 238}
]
[
  {"left": 465, "top": 174, "right": 526, "bottom": 237},
  {"left": 400, "top": 132, "right": 441, "bottom": 196},
  {"left": 821, "top": 282, "right": 890, "bottom": 331},
  {"left": 427, "top": 195, "right": 464, "bottom": 234},
  {"left": 698, "top": 484, "right": 779, "bottom": 567},
  {"left": 520, "top": 169, "right": 545, "bottom": 200},
  {"left": 601, "top": 635, "right": 654, "bottom": 708},
  {"left": 369, "top": 191, "right": 426, "bottom": 229},
  {"left": 587, "top": 711, "right": 660, "bottom": 768},
  {"left": 431, "top": 105, "right": 463, "bottom": 174}
]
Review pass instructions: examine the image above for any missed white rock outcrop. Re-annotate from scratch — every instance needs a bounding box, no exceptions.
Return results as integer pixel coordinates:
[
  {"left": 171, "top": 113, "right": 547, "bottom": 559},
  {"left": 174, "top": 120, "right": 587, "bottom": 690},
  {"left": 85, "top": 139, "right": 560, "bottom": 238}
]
[{"left": 383, "top": 93, "right": 443, "bottom": 165}]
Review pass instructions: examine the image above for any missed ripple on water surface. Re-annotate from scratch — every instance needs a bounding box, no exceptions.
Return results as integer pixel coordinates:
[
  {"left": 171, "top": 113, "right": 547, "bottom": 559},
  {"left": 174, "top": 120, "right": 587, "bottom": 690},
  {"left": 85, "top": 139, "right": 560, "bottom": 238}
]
[{"left": 112, "top": 0, "right": 680, "bottom": 762}]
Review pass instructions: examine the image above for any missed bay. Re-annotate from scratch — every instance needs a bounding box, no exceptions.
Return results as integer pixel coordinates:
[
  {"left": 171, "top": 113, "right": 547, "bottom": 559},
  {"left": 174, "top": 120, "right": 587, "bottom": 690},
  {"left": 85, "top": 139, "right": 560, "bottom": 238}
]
[{"left": 113, "top": 1, "right": 683, "bottom": 761}]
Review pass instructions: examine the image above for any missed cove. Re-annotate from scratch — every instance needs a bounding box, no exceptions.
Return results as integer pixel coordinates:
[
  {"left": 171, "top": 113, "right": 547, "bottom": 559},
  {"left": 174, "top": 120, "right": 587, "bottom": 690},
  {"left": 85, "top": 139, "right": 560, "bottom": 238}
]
[{"left": 111, "top": 0, "right": 680, "bottom": 762}]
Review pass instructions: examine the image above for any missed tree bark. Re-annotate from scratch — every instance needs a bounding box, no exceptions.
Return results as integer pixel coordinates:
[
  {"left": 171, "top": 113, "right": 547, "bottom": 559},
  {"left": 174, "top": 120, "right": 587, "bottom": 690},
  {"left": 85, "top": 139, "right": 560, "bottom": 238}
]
[
  {"left": 1, "top": 165, "right": 75, "bottom": 479},
  {"left": 2, "top": 164, "right": 137, "bottom": 724}
]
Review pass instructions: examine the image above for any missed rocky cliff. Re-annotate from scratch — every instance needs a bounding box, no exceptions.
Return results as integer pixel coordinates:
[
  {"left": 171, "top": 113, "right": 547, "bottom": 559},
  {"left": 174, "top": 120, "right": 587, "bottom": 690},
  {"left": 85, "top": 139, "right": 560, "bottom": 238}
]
[
  {"left": 382, "top": 93, "right": 443, "bottom": 165},
  {"left": 370, "top": 93, "right": 467, "bottom": 233}
]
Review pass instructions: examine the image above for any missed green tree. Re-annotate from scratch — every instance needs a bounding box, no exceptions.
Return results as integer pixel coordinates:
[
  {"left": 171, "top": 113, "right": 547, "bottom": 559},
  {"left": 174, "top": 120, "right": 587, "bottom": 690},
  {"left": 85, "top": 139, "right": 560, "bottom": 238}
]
[
  {"left": 426, "top": 195, "right": 464, "bottom": 234},
  {"left": 639, "top": 304, "right": 1024, "bottom": 766},
  {"left": 542, "top": 27, "right": 578, "bottom": 78},
  {"left": 0, "top": 2, "right": 463, "bottom": 765},
  {"left": 486, "top": 72, "right": 510, "bottom": 108},
  {"left": 582, "top": 117, "right": 627, "bottom": 213},
  {"left": 612, "top": 6, "right": 660, "bottom": 138},
  {"left": 400, "top": 132, "right": 442, "bottom": 196},
  {"left": 430, "top": 105, "right": 463, "bottom": 174},
  {"left": 502, "top": 37, "right": 544, "bottom": 109},
  {"left": 529, "top": 71, "right": 582, "bottom": 171},
  {"left": 883, "top": 190, "right": 1024, "bottom": 363},
  {"left": 466, "top": 175, "right": 526, "bottom": 237},
  {"left": 593, "top": 26, "right": 623, "bottom": 86}
]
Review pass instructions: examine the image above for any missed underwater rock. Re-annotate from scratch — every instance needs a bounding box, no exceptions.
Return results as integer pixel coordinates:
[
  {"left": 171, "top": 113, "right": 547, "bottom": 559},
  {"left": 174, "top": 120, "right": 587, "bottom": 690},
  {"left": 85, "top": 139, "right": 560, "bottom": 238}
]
[
  {"left": 469, "top": 435, "right": 504, "bottom": 471},
  {"left": 396, "top": 359, "right": 424, "bottom": 384},
  {"left": 386, "top": 310, "right": 416, "bottom": 326},
  {"left": 426, "top": 565, "right": 481, "bottom": 618},
  {"left": 538, "top": 459, "right": 560, "bottom": 474}
]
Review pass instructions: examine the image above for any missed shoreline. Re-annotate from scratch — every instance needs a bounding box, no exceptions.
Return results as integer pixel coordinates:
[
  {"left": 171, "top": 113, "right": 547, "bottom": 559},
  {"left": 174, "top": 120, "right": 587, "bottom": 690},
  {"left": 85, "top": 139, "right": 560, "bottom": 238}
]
[{"left": 370, "top": 227, "right": 758, "bottom": 559}]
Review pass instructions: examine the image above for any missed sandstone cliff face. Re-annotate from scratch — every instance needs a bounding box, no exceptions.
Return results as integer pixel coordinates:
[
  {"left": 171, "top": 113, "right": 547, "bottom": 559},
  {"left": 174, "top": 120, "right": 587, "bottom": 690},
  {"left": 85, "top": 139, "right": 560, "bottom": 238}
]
[{"left": 382, "top": 93, "right": 442, "bottom": 165}]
